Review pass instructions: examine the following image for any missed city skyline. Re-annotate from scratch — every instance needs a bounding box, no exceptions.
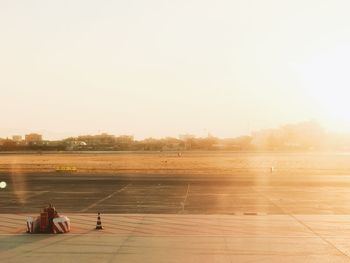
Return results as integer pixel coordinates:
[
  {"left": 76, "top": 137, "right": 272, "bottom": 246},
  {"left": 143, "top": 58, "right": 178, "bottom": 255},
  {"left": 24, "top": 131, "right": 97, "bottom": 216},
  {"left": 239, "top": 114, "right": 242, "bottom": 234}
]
[
  {"left": 1, "top": 121, "right": 345, "bottom": 152},
  {"left": 0, "top": 120, "right": 332, "bottom": 141}
]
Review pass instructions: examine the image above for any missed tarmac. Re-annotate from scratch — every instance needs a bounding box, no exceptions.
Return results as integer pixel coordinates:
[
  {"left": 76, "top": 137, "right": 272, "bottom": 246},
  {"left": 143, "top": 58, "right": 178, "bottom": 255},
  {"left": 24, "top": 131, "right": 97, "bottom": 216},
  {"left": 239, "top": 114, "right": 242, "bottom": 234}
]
[
  {"left": 2, "top": 172, "right": 350, "bottom": 214},
  {"left": 2, "top": 171, "right": 350, "bottom": 262},
  {"left": 2, "top": 214, "right": 350, "bottom": 262}
]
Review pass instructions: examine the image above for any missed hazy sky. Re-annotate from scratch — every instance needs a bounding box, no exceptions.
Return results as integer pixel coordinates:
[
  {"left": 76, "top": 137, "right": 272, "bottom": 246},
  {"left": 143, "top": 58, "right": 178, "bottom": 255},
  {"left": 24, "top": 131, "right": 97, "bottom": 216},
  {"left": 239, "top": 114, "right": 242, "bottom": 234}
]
[{"left": 1, "top": 0, "right": 350, "bottom": 139}]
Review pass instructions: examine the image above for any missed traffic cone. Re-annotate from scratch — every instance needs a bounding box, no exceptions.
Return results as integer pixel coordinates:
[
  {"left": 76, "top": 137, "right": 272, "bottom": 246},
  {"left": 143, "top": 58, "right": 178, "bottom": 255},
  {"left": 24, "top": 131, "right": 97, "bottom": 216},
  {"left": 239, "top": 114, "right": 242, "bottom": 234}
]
[{"left": 95, "top": 212, "right": 103, "bottom": 230}]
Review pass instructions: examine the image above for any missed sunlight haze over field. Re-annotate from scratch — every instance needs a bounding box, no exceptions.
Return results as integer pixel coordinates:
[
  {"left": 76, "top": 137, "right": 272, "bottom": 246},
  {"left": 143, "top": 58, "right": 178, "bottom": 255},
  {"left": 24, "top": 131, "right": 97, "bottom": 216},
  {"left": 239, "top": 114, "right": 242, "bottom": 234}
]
[{"left": 1, "top": 0, "right": 350, "bottom": 139}]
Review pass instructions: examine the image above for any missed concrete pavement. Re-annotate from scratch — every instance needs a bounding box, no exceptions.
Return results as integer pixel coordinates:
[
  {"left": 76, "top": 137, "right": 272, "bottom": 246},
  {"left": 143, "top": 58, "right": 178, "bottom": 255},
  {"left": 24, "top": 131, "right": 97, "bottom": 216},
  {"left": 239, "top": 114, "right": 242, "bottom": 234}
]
[{"left": 2, "top": 214, "right": 350, "bottom": 262}]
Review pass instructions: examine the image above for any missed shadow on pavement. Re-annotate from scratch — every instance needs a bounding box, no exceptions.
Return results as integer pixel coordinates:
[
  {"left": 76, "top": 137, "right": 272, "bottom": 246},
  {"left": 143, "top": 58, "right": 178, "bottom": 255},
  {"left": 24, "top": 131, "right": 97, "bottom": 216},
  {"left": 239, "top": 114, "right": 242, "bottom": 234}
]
[{"left": 0, "top": 233, "right": 55, "bottom": 252}]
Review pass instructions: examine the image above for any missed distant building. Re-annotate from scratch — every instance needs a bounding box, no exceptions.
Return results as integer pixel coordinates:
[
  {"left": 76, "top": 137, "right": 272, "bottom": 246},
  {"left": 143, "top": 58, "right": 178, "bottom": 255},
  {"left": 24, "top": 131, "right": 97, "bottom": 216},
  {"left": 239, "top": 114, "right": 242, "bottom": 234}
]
[
  {"left": 179, "top": 134, "right": 195, "bottom": 141},
  {"left": 115, "top": 135, "right": 134, "bottom": 144},
  {"left": 179, "top": 134, "right": 195, "bottom": 150},
  {"left": 25, "top": 133, "right": 43, "bottom": 144},
  {"left": 12, "top": 135, "right": 22, "bottom": 142},
  {"left": 251, "top": 121, "right": 325, "bottom": 150}
]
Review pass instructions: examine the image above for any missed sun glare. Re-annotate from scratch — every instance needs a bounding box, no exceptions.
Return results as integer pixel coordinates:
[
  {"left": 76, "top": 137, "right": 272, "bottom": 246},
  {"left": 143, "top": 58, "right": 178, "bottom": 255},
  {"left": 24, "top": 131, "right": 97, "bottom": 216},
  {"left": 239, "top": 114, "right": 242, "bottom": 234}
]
[{"left": 301, "top": 46, "right": 350, "bottom": 132}]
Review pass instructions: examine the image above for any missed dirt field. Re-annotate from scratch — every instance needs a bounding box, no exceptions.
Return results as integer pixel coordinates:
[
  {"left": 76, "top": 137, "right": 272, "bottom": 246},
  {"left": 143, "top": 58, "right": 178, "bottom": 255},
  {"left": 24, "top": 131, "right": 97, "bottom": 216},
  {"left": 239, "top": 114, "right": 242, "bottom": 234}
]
[{"left": 1, "top": 151, "right": 350, "bottom": 175}]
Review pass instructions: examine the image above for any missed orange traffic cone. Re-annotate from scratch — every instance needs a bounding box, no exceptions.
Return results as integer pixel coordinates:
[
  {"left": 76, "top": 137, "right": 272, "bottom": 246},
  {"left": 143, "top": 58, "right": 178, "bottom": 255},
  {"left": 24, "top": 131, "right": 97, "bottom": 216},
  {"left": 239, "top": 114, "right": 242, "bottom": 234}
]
[{"left": 95, "top": 212, "right": 103, "bottom": 230}]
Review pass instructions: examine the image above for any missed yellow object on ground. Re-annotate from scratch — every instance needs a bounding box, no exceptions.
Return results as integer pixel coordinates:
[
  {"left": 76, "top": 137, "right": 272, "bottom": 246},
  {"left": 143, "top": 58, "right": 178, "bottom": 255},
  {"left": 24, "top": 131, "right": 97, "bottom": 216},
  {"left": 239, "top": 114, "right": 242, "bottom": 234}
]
[{"left": 55, "top": 166, "right": 77, "bottom": 172}]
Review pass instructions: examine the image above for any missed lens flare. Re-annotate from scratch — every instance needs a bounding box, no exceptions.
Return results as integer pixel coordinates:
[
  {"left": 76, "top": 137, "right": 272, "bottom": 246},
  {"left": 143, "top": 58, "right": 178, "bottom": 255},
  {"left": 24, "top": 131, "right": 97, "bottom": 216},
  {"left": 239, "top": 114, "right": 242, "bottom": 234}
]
[{"left": 10, "top": 158, "right": 27, "bottom": 204}]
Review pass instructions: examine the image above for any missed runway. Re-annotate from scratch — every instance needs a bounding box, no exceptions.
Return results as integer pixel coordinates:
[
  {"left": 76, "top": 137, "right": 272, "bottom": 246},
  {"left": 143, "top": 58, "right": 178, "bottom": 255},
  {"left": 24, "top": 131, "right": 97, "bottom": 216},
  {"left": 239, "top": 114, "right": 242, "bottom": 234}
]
[{"left": 2, "top": 172, "right": 350, "bottom": 214}]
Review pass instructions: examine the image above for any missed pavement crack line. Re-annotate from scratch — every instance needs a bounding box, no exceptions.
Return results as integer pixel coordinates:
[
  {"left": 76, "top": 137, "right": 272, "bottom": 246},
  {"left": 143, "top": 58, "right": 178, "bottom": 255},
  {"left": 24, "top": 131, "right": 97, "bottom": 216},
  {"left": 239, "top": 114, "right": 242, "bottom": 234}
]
[
  {"left": 107, "top": 215, "right": 145, "bottom": 263},
  {"left": 252, "top": 187, "right": 350, "bottom": 261},
  {"left": 289, "top": 214, "right": 350, "bottom": 261},
  {"left": 80, "top": 183, "right": 131, "bottom": 212}
]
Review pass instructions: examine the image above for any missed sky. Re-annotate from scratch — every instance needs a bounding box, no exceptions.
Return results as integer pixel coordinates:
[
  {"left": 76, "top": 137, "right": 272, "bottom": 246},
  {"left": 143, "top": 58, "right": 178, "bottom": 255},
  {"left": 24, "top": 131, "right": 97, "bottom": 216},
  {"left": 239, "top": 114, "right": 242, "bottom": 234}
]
[{"left": 1, "top": 0, "right": 350, "bottom": 139}]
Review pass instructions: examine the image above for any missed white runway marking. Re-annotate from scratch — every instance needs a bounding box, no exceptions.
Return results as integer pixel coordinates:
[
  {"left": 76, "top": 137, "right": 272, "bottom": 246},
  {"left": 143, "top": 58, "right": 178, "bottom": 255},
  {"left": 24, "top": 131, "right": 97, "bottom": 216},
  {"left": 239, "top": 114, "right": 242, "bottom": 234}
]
[
  {"left": 79, "top": 184, "right": 130, "bottom": 212},
  {"left": 180, "top": 183, "right": 190, "bottom": 213}
]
